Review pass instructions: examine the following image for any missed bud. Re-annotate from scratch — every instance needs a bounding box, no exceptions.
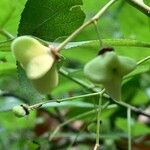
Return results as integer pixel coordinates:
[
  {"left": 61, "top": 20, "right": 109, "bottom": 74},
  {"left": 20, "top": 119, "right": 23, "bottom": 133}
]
[{"left": 12, "top": 105, "right": 27, "bottom": 118}]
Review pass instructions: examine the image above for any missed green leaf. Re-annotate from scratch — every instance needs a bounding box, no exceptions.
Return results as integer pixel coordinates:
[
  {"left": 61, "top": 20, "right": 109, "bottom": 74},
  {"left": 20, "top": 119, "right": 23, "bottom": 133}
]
[
  {"left": 125, "top": 61, "right": 150, "bottom": 79},
  {"left": 28, "top": 141, "right": 40, "bottom": 150},
  {"left": 125, "top": 0, "right": 150, "bottom": 17},
  {"left": 0, "top": 49, "right": 19, "bottom": 83},
  {"left": 115, "top": 118, "right": 150, "bottom": 137},
  {"left": 18, "top": 0, "right": 85, "bottom": 41},
  {"left": 0, "top": 51, "right": 16, "bottom": 63},
  {"left": 0, "top": 111, "right": 36, "bottom": 129},
  {"left": 118, "top": 2, "right": 150, "bottom": 41},
  {"left": 0, "top": 97, "right": 22, "bottom": 112},
  {"left": 0, "top": 40, "right": 13, "bottom": 52},
  {"left": 131, "top": 90, "right": 149, "bottom": 105},
  {"left": 16, "top": 63, "right": 45, "bottom": 104},
  {"left": 0, "top": 0, "right": 26, "bottom": 37},
  {"left": 0, "top": 63, "right": 16, "bottom": 75}
]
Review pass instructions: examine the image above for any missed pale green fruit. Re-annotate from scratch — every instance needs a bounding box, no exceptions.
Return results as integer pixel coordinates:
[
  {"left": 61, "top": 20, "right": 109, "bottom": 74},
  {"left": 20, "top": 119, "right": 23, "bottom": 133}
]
[
  {"left": 26, "top": 54, "right": 55, "bottom": 79},
  {"left": 84, "top": 51, "right": 136, "bottom": 100},
  {"left": 118, "top": 56, "right": 137, "bottom": 76},
  {"left": 12, "top": 105, "right": 27, "bottom": 118},
  {"left": 11, "top": 36, "right": 55, "bottom": 79},
  {"left": 84, "top": 52, "right": 119, "bottom": 84},
  {"left": 11, "top": 36, "right": 59, "bottom": 94},
  {"left": 104, "top": 76, "right": 122, "bottom": 101},
  {"left": 31, "top": 64, "right": 59, "bottom": 94}
]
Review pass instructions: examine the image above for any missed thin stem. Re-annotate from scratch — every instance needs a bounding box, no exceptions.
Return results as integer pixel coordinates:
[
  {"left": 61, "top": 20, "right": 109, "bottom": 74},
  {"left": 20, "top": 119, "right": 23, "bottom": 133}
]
[
  {"left": 25, "top": 38, "right": 150, "bottom": 48},
  {"left": 126, "top": 0, "right": 150, "bottom": 17},
  {"left": 0, "top": 29, "right": 14, "bottom": 39},
  {"left": 113, "top": 99, "right": 150, "bottom": 118},
  {"left": 49, "top": 101, "right": 111, "bottom": 140},
  {"left": 55, "top": 20, "right": 91, "bottom": 51},
  {"left": 29, "top": 66, "right": 150, "bottom": 118},
  {"left": 93, "top": 21, "right": 103, "bottom": 47},
  {"left": 60, "top": 68, "right": 150, "bottom": 118},
  {"left": 94, "top": 144, "right": 99, "bottom": 150},
  {"left": 28, "top": 90, "right": 105, "bottom": 110},
  {"left": 95, "top": 93, "right": 103, "bottom": 150},
  {"left": 127, "top": 108, "right": 132, "bottom": 150},
  {"left": 59, "top": 68, "right": 98, "bottom": 92},
  {"left": 55, "top": 0, "right": 118, "bottom": 52},
  {"left": 137, "top": 56, "right": 150, "bottom": 66}
]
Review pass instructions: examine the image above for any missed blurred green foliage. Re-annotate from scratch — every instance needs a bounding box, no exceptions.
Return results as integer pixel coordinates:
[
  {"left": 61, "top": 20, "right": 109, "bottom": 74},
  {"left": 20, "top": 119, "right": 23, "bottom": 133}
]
[{"left": 0, "top": 0, "right": 150, "bottom": 149}]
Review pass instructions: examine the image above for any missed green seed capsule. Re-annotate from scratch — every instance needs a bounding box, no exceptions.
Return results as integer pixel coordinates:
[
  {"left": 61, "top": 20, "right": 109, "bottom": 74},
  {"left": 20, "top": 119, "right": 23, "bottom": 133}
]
[
  {"left": 84, "top": 51, "right": 136, "bottom": 100},
  {"left": 118, "top": 56, "right": 137, "bottom": 76},
  {"left": 104, "top": 76, "right": 122, "bottom": 101},
  {"left": 12, "top": 105, "right": 27, "bottom": 118},
  {"left": 84, "top": 52, "right": 119, "bottom": 84}
]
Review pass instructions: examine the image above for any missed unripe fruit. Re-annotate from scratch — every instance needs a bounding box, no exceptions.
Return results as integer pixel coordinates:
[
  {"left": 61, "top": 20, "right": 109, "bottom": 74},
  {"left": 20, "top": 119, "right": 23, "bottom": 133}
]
[
  {"left": 84, "top": 51, "right": 136, "bottom": 100},
  {"left": 11, "top": 36, "right": 59, "bottom": 94},
  {"left": 118, "top": 56, "right": 137, "bottom": 76},
  {"left": 84, "top": 52, "right": 119, "bottom": 83},
  {"left": 12, "top": 105, "right": 27, "bottom": 118},
  {"left": 104, "top": 76, "right": 122, "bottom": 101},
  {"left": 31, "top": 63, "right": 59, "bottom": 94},
  {"left": 11, "top": 36, "right": 55, "bottom": 79}
]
